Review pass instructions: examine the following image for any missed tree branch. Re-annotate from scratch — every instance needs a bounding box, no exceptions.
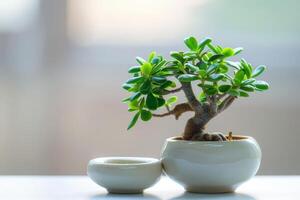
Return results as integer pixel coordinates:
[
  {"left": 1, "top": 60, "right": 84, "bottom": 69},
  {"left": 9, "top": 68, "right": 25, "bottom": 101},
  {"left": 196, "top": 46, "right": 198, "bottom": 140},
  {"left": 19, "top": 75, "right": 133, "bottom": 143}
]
[
  {"left": 217, "top": 95, "right": 236, "bottom": 113},
  {"left": 152, "top": 103, "right": 193, "bottom": 120},
  {"left": 181, "top": 82, "right": 203, "bottom": 114},
  {"left": 161, "top": 86, "right": 182, "bottom": 95}
]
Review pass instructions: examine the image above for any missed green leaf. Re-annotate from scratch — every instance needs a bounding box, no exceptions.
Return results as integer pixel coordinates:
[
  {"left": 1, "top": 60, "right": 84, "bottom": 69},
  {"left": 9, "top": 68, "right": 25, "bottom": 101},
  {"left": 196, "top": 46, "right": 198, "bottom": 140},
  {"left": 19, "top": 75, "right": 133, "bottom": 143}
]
[
  {"left": 197, "top": 62, "right": 207, "bottom": 70},
  {"left": 126, "top": 76, "right": 145, "bottom": 84},
  {"left": 141, "top": 62, "right": 152, "bottom": 76},
  {"left": 208, "top": 54, "right": 224, "bottom": 62},
  {"left": 234, "top": 70, "right": 245, "bottom": 85},
  {"left": 122, "top": 83, "right": 131, "bottom": 90},
  {"left": 157, "top": 98, "right": 165, "bottom": 107},
  {"left": 227, "top": 89, "right": 240, "bottom": 96},
  {"left": 166, "top": 96, "right": 178, "bottom": 105},
  {"left": 148, "top": 52, "right": 156, "bottom": 62},
  {"left": 252, "top": 65, "right": 266, "bottom": 78},
  {"left": 198, "top": 70, "right": 206, "bottom": 78},
  {"left": 222, "top": 48, "right": 235, "bottom": 57},
  {"left": 225, "top": 61, "right": 240, "bottom": 70},
  {"left": 184, "top": 36, "right": 198, "bottom": 51},
  {"left": 127, "top": 111, "right": 140, "bottom": 130},
  {"left": 240, "top": 85, "right": 255, "bottom": 92},
  {"left": 208, "top": 74, "right": 224, "bottom": 82},
  {"left": 241, "top": 78, "right": 255, "bottom": 86},
  {"left": 198, "top": 92, "right": 207, "bottom": 102},
  {"left": 139, "top": 97, "right": 145, "bottom": 108},
  {"left": 170, "top": 51, "right": 184, "bottom": 63},
  {"left": 185, "top": 63, "right": 199, "bottom": 72},
  {"left": 233, "top": 47, "right": 243, "bottom": 55},
  {"left": 198, "top": 37, "right": 212, "bottom": 51},
  {"left": 207, "top": 63, "right": 219, "bottom": 74},
  {"left": 136, "top": 57, "right": 146, "bottom": 65},
  {"left": 205, "top": 87, "right": 218, "bottom": 95},
  {"left": 207, "top": 43, "right": 219, "bottom": 54},
  {"left": 178, "top": 74, "right": 198, "bottom": 82},
  {"left": 239, "top": 91, "right": 249, "bottom": 97},
  {"left": 130, "top": 92, "right": 141, "bottom": 101},
  {"left": 253, "top": 80, "right": 269, "bottom": 90},
  {"left": 140, "top": 79, "right": 151, "bottom": 94},
  {"left": 128, "top": 66, "right": 141, "bottom": 73},
  {"left": 152, "top": 76, "right": 166, "bottom": 83},
  {"left": 218, "top": 85, "right": 231, "bottom": 93},
  {"left": 218, "top": 63, "right": 229, "bottom": 73},
  {"left": 146, "top": 93, "right": 158, "bottom": 110},
  {"left": 140, "top": 110, "right": 152, "bottom": 121}
]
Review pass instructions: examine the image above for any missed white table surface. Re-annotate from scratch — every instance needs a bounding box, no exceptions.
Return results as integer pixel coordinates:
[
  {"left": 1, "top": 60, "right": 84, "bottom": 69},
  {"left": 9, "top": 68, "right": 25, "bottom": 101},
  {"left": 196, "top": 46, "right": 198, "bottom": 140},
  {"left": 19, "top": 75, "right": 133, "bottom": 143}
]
[{"left": 0, "top": 176, "right": 299, "bottom": 200}]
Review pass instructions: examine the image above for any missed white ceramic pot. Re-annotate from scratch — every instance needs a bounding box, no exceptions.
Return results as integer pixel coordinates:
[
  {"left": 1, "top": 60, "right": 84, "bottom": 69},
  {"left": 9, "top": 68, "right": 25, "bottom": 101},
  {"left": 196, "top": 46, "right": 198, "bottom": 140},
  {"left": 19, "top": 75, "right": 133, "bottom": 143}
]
[
  {"left": 87, "top": 157, "right": 162, "bottom": 194},
  {"left": 161, "top": 136, "right": 261, "bottom": 193}
]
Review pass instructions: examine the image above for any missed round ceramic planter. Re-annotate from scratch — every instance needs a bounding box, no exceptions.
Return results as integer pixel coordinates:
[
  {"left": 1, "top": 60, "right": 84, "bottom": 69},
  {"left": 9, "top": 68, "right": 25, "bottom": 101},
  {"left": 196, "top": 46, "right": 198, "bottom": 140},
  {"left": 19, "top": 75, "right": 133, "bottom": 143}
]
[
  {"left": 161, "top": 136, "right": 261, "bottom": 193},
  {"left": 87, "top": 157, "right": 162, "bottom": 194}
]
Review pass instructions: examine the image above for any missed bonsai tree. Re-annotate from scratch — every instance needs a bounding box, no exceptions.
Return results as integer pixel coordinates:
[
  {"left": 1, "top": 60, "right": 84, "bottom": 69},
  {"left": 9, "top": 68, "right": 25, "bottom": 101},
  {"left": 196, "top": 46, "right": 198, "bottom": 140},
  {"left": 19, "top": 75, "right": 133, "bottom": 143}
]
[{"left": 122, "top": 36, "right": 269, "bottom": 141}]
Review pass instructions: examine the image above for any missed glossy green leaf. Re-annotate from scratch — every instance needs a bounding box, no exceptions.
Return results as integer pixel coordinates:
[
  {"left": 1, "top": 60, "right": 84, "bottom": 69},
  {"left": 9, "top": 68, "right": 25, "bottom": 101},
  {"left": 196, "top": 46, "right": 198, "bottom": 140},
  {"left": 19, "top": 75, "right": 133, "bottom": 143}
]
[
  {"left": 170, "top": 51, "right": 184, "bottom": 63},
  {"left": 252, "top": 65, "right": 266, "bottom": 78},
  {"left": 126, "top": 76, "right": 144, "bottom": 84},
  {"left": 253, "top": 80, "right": 269, "bottom": 90},
  {"left": 208, "top": 74, "right": 224, "bottom": 82},
  {"left": 148, "top": 52, "right": 156, "bottom": 62},
  {"left": 198, "top": 37, "right": 212, "bottom": 50},
  {"left": 240, "top": 85, "right": 255, "bottom": 92},
  {"left": 222, "top": 48, "right": 235, "bottom": 57},
  {"left": 184, "top": 36, "right": 198, "bottom": 51},
  {"left": 136, "top": 57, "right": 146, "bottom": 65},
  {"left": 208, "top": 54, "right": 224, "bottom": 62},
  {"left": 185, "top": 63, "right": 199, "bottom": 72},
  {"left": 227, "top": 89, "right": 239, "bottom": 97},
  {"left": 207, "top": 63, "right": 219, "bottom": 74},
  {"left": 198, "top": 92, "right": 207, "bottom": 102},
  {"left": 130, "top": 92, "right": 141, "bottom": 101},
  {"left": 128, "top": 66, "right": 141, "bottom": 73},
  {"left": 205, "top": 87, "right": 218, "bottom": 95},
  {"left": 152, "top": 76, "right": 166, "bottom": 83},
  {"left": 146, "top": 93, "right": 158, "bottom": 110},
  {"left": 127, "top": 111, "right": 140, "bottom": 130},
  {"left": 239, "top": 91, "right": 249, "bottom": 97},
  {"left": 225, "top": 61, "right": 240, "bottom": 70},
  {"left": 234, "top": 70, "right": 245, "bottom": 85},
  {"left": 218, "top": 85, "right": 231, "bottom": 93},
  {"left": 141, "top": 62, "right": 152, "bottom": 76},
  {"left": 198, "top": 70, "right": 206, "bottom": 78},
  {"left": 122, "top": 83, "right": 131, "bottom": 90},
  {"left": 157, "top": 98, "right": 165, "bottom": 107},
  {"left": 166, "top": 96, "right": 177, "bottom": 105},
  {"left": 233, "top": 47, "right": 243, "bottom": 55},
  {"left": 241, "top": 78, "right": 255, "bottom": 86},
  {"left": 140, "top": 79, "right": 151, "bottom": 94},
  {"left": 140, "top": 110, "right": 152, "bottom": 121},
  {"left": 178, "top": 74, "right": 198, "bottom": 82}
]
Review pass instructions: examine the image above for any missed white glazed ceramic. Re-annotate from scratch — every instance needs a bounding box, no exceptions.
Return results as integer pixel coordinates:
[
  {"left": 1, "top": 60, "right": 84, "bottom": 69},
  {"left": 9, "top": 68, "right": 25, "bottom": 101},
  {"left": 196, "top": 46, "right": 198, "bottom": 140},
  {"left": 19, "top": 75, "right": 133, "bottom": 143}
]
[
  {"left": 87, "top": 157, "right": 162, "bottom": 194},
  {"left": 161, "top": 136, "right": 261, "bottom": 193}
]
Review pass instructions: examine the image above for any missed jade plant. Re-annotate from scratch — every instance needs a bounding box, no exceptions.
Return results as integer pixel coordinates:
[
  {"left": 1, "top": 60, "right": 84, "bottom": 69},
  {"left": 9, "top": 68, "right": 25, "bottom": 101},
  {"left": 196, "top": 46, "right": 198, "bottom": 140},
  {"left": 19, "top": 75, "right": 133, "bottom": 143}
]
[{"left": 122, "top": 36, "right": 269, "bottom": 141}]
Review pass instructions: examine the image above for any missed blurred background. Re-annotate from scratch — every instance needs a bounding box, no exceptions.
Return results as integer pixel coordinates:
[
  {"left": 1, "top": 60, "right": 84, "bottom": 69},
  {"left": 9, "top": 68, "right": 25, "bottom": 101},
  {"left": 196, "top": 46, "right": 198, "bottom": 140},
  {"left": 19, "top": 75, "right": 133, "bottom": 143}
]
[{"left": 0, "top": 0, "right": 299, "bottom": 175}]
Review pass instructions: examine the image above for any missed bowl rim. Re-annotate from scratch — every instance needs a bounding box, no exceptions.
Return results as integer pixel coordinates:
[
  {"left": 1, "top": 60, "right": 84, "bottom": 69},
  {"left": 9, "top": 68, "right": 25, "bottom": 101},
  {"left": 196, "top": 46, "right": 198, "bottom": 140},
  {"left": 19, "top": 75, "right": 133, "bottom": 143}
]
[
  {"left": 89, "top": 156, "right": 160, "bottom": 166},
  {"left": 166, "top": 135, "right": 254, "bottom": 144}
]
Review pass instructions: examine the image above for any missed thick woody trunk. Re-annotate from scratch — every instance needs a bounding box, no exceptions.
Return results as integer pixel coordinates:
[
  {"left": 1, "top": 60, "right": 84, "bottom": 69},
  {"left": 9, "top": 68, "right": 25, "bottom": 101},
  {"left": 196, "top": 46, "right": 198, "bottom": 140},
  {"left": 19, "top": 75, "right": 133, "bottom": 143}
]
[{"left": 182, "top": 113, "right": 212, "bottom": 140}]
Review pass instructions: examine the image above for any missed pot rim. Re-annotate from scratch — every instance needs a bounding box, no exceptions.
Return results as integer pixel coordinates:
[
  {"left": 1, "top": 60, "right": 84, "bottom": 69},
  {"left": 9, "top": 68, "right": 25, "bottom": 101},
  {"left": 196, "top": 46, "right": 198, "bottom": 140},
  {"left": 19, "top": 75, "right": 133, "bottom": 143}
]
[
  {"left": 167, "top": 135, "right": 254, "bottom": 143},
  {"left": 88, "top": 157, "right": 160, "bottom": 166}
]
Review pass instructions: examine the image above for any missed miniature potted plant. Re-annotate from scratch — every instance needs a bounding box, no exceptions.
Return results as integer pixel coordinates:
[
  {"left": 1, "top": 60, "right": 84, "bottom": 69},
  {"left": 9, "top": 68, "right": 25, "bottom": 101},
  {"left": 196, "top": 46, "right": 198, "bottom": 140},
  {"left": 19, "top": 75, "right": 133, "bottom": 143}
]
[{"left": 122, "top": 36, "right": 269, "bottom": 193}]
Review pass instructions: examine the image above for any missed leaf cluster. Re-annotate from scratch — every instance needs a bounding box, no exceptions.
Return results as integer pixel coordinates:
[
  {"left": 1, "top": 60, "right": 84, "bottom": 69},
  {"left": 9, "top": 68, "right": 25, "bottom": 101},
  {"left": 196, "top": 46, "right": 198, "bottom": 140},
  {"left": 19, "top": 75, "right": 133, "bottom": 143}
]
[{"left": 123, "top": 36, "right": 269, "bottom": 129}]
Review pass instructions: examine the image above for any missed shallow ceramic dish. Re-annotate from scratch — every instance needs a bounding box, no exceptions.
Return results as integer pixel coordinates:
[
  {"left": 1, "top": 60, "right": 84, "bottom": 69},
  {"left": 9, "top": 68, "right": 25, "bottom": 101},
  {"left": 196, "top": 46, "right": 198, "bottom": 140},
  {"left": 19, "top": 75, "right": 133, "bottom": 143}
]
[{"left": 87, "top": 157, "right": 162, "bottom": 194}]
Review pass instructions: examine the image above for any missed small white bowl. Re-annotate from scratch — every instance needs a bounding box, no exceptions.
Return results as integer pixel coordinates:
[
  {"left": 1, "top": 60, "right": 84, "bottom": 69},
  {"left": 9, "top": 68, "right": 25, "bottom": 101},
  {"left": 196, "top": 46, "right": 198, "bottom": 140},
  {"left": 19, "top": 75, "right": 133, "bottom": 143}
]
[{"left": 87, "top": 157, "right": 162, "bottom": 194}]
